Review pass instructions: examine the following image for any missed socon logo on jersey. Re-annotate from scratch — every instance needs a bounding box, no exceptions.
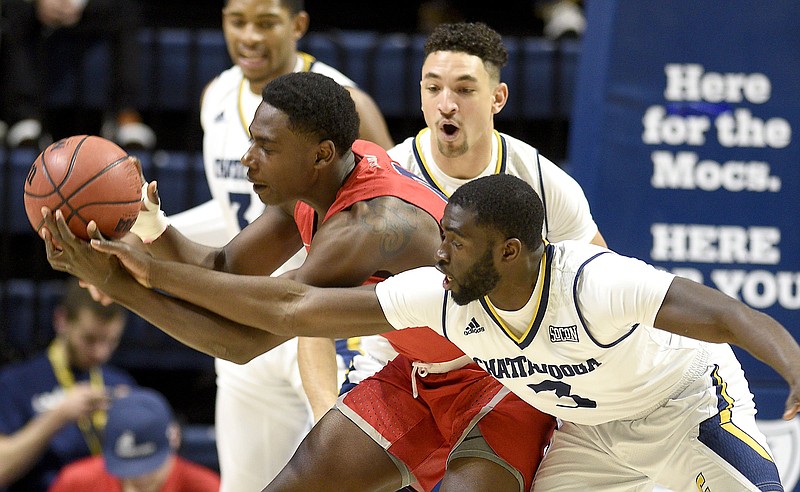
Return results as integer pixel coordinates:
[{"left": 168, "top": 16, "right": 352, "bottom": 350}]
[
  {"left": 464, "top": 317, "right": 485, "bottom": 336},
  {"left": 549, "top": 325, "right": 579, "bottom": 343}
]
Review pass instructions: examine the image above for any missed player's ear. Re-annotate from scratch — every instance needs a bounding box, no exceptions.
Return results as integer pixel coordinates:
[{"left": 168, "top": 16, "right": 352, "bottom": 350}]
[
  {"left": 501, "top": 238, "right": 522, "bottom": 263},
  {"left": 492, "top": 82, "right": 509, "bottom": 115},
  {"left": 313, "top": 140, "right": 336, "bottom": 169},
  {"left": 292, "top": 10, "right": 309, "bottom": 39}
]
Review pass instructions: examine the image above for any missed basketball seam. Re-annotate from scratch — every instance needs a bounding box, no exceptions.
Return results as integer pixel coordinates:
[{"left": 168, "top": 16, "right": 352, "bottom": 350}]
[{"left": 26, "top": 136, "right": 138, "bottom": 233}]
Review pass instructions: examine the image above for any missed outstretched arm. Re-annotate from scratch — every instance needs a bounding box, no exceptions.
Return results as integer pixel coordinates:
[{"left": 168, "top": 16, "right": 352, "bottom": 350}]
[
  {"left": 41, "top": 209, "right": 297, "bottom": 363},
  {"left": 654, "top": 276, "right": 800, "bottom": 420},
  {"left": 109, "top": 241, "right": 391, "bottom": 340},
  {"left": 41, "top": 208, "right": 394, "bottom": 345}
]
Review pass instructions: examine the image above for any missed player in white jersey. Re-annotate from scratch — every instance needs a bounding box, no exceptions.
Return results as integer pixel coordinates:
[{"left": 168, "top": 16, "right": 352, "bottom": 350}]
[
  {"left": 345, "top": 22, "right": 606, "bottom": 395},
  {"left": 373, "top": 175, "right": 796, "bottom": 491},
  {"left": 73, "top": 173, "right": 800, "bottom": 491},
  {"left": 390, "top": 129, "right": 597, "bottom": 243},
  {"left": 150, "top": 1, "right": 394, "bottom": 490}
]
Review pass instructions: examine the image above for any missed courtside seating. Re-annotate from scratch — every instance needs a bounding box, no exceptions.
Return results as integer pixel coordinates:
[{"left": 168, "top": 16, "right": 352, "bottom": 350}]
[
  {"left": 1, "top": 149, "right": 211, "bottom": 235},
  {"left": 520, "top": 37, "right": 558, "bottom": 119},
  {"left": 366, "top": 33, "right": 427, "bottom": 118},
  {"left": 0, "top": 279, "right": 65, "bottom": 358},
  {"left": 45, "top": 28, "right": 581, "bottom": 123},
  {"left": 138, "top": 29, "right": 194, "bottom": 111},
  {"left": 0, "top": 148, "right": 5, "bottom": 230},
  {"left": 47, "top": 34, "right": 112, "bottom": 110},
  {"left": 179, "top": 425, "right": 219, "bottom": 473},
  {"left": 131, "top": 150, "right": 212, "bottom": 216},
  {"left": 328, "top": 30, "right": 378, "bottom": 88},
  {"left": 195, "top": 29, "right": 233, "bottom": 94},
  {"left": 5, "top": 148, "right": 40, "bottom": 235},
  {"left": 111, "top": 312, "right": 215, "bottom": 371},
  {"left": 0, "top": 277, "right": 213, "bottom": 371}
]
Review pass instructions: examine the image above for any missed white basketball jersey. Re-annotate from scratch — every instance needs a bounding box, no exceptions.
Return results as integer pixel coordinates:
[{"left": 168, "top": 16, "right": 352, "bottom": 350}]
[
  {"left": 192, "top": 55, "right": 358, "bottom": 242},
  {"left": 179, "top": 55, "right": 360, "bottom": 492},
  {"left": 347, "top": 129, "right": 605, "bottom": 382},
  {"left": 376, "top": 241, "right": 718, "bottom": 425},
  {"left": 388, "top": 129, "right": 599, "bottom": 243}
]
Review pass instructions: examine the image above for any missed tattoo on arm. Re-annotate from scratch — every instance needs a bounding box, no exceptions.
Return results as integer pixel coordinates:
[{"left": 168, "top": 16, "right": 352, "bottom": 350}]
[{"left": 354, "top": 199, "right": 420, "bottom": 258}]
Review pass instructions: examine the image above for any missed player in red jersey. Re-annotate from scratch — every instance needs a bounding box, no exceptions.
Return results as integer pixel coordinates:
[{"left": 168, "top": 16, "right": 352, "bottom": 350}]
[{"left": 41, "top": 72, "right": 555, "bottom": 491}]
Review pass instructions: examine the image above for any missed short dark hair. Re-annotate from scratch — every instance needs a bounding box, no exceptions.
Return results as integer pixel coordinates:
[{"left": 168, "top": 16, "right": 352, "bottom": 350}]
[
  {"left": 424, "top": 22, "right": 508, "bottom": 79},
  {"left": 262, "top": 72, "right": 359, "bottom": 156},
  {"left": 282, "top": 0, "right": 304, "bottom": 14},
  {"left": 224, "top": 0, "right": 305, "bottom": 15},
  {"left": 61, "top": 277, "right": 126, "bottom": 322},
  {"left": 448, "top": 174, "right": 543, "bottom": 250}
]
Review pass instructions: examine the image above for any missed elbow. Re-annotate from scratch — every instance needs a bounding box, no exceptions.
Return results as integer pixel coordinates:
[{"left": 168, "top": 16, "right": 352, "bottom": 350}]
[
  {"left": 210, "top": 343, "right": 258, "bottom": 365},
  {"left": 210, "top": 333, "right": 288, "bottom": 365},
  {"left": 0, "top": 467, "right": 17, "bottom": 487}
]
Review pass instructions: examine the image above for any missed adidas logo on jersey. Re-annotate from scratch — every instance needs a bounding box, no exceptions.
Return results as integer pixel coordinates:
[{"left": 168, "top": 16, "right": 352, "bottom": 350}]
[
  {"left": 464, "top": 317, "right": 485, "bottom": 336},
  {"left": 549, "top": 324, "right": 579, "bottom": 343}
]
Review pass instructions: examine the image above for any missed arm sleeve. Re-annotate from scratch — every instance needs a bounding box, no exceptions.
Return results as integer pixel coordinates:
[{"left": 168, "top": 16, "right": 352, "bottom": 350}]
[
  {"left": 375, "top": 267, "right": 447, "bottom": 336},
  {"left": 576, "top": 252, "right": 675, "bottom": 344},
  {"left": 539, "top": 155, "right": 599, "bottom": 243},
  {"left": 386, "top": 138, "right": 416, "bottom": 171}
]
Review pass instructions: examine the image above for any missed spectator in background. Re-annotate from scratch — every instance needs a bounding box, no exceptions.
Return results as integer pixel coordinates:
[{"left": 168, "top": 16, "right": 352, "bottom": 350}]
[
  {"left": 0, "top": 0, "right": 156, "bottom": 149},
  {"left": 48, "top": 387, "right": 220, "bottom": 492},
  {"left": 0, "top": 277, "right": 134, "bottom": 492},
  {"left": 534, "top": 0, "right": 585, "bottom": 40},
  {"left": 414, "top": 0, "right": 585, "bottom": 38}
]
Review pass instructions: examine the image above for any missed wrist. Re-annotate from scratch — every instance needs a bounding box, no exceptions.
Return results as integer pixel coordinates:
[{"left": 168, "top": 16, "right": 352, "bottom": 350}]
[{"left": 130, "top": 183, "right": 170, "bottom": 243}]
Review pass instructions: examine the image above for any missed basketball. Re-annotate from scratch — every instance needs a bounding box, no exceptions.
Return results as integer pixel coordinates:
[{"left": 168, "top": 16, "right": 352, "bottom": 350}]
[{"left": 23, "top": 135, "right": 143, "bottom": 240}]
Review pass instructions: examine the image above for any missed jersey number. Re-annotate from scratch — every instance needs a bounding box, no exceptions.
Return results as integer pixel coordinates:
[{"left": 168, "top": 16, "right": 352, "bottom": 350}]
[
  {"left": 228, "top": 192, "right": 252, "bottom": 230},
  {"left": 528, "top": 380, "right": 597, "bottom": 409}
]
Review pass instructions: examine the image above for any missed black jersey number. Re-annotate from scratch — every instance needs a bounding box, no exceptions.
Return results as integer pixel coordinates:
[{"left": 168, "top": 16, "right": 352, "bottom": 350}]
[
  {"left": 228, "top": 192, "right": 251, "bottom": 230},
  {"left": 528, "top": 380, "right": 597, "bottom": 409}
]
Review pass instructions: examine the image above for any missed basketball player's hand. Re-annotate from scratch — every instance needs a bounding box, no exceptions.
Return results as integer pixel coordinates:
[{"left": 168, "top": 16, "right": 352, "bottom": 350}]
[
  {"left": 90, "top": 236, "right": 155, "bottom": 289},
  {"left": 785, "top": 387, "right": 800, "bottom": 420},
  {"left": 77, "top": 279, "right": 114, "bottom": 306},
  {"left": 144, "top": 180, "right": 160, "bottom": 206},
  {"left": 130, "top": 180, "right": 170, "bottom": 243},
  {"left": 72, "top": 226, "right": 142, "bottom": 306},
  {"left": 40, "top": 207, "right": 121, "bottom": 288}
]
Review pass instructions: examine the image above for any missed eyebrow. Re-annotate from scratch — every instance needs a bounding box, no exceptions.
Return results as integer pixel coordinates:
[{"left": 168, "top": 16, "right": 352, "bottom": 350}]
[
  {"left": 422, "top": 72, "right": 479, "bottom": 84},
  {"left": 223, "top": 11, "right": 282, "bottom": 20},
  {"left": 442, "top": 223, "right": 467, "bottom": 238}
]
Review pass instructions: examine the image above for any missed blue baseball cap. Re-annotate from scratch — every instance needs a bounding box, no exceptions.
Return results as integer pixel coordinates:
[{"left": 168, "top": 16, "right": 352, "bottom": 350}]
[{"left": 102, "top": 387, "right": 174, "bottom": 478}]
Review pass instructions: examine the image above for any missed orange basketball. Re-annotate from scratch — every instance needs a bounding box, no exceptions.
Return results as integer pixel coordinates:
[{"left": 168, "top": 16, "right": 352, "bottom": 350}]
[{"left": 23, "top": 135, "right": 142, "bottom": 240}]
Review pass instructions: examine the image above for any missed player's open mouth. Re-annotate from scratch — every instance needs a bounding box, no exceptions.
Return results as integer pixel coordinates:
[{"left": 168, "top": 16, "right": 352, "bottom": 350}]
[
  {"left": 439, "top": 122, "right": 460, "bottom": 141},
  {"left": 238, "top": 53, "right": 267, "bottom": 69},
  {"left": 436, "top": 264, "right": 453, "bottom": 289},
  {"left": 442, "top": 275, "right": 452, "bottom": 289}
]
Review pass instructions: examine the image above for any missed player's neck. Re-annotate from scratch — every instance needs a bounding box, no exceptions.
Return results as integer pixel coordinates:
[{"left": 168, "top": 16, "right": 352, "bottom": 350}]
[
  {"left": 305, "top": 150, "right": 357, "bottom": 216},
  {"left": 429, "top": 130, "right": 494, "bottom": 180},
  {"left": 488, "top": 245, "right": 544, "bottom": 311},
  {"left": 245, "top": 54, "right": 300, "bottom": 96}
]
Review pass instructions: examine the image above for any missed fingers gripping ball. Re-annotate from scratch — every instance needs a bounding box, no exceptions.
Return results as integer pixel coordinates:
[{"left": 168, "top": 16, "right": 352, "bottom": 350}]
[{"left": 23, "top": 135, "right": 142, "bottom": 240}]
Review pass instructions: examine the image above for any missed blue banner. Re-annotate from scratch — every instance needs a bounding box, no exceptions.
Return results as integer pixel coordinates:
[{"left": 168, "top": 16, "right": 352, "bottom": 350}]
[{"left": 568, "top": 2, "right": 800, "bottom": 488}]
